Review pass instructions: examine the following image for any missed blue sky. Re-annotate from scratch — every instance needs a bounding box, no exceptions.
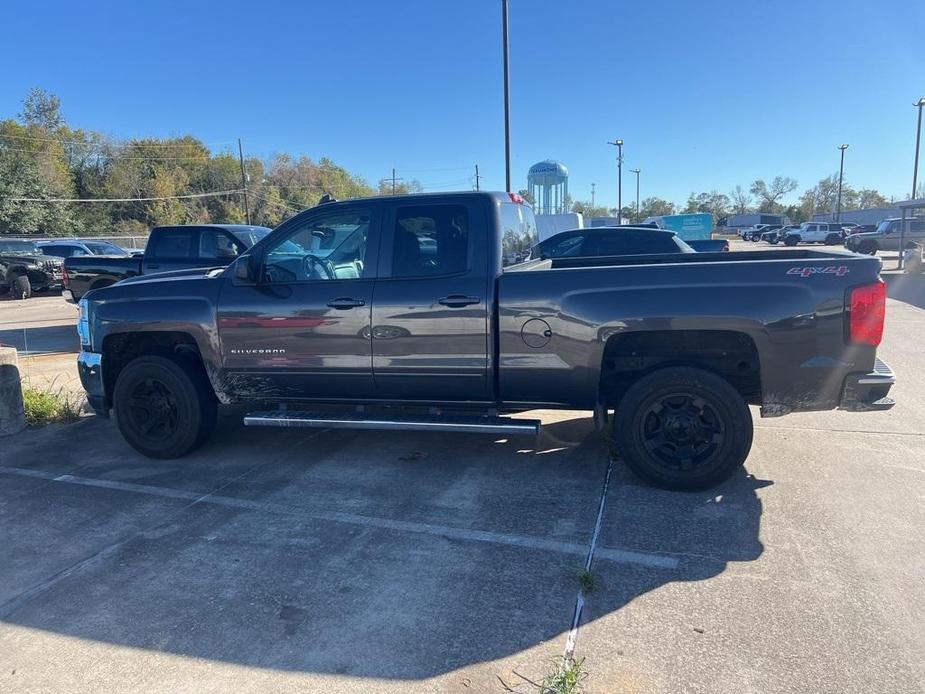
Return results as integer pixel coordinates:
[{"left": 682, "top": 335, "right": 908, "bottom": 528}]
[{"left": 3, "top": 0, "right": 923, "bottom": 208}]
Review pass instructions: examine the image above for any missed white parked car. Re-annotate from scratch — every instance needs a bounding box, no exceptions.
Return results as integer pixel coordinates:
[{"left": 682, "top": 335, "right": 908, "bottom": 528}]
[{"left": 782, "top": 223, "right": 845, "bottom": 246}]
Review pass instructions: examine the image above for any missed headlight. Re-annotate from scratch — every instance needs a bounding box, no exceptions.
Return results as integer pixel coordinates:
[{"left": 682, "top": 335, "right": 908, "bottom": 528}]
[{"left": 77, "top": 298, "right": 91, "bottom": 349}]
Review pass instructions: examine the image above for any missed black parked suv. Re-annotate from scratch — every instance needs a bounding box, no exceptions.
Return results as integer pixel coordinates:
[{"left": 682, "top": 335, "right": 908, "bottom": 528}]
[{"left": 0, "top": 239, "right": 63, "bottom": 299}]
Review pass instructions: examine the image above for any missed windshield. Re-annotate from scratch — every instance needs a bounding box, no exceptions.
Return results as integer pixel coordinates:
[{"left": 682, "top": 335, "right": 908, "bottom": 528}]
[
  {"left": 82, "top": 241, "right": 129, "bottom": 256},
  {"left": 0, "top": 240, "right": 41, "bottom": 255},
  {"left": 230, "top": 227, "right": 272, "bottom": 247},
  {"left": 875, "top": 220, "right": 895, "bottom": 233}
]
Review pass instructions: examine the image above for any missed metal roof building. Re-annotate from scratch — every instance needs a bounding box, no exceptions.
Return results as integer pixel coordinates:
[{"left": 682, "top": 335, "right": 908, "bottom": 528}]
[{"left": 811, "top": 207, "right": 899, "bottom": 225}]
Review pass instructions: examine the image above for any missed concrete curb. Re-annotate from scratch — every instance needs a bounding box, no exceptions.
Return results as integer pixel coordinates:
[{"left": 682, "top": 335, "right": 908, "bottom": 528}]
[{"left": 0, "top": 346, "right": 26, "bottom": 437}]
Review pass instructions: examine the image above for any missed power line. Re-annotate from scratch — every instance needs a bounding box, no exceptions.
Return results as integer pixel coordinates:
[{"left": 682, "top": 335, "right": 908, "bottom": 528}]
[
  {"left": 8, "top": 189, "right": 244, "bottom": 203},
  {"left": 0, "top": 131, "right": 236, "bottom": 148},
  {"left": 0, "top": 146, "right": 220, "bottom": 162}
]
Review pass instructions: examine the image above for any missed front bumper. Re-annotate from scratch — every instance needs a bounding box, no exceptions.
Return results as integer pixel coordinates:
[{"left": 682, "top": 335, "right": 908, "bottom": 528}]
[
  {"left": 77, "top": 351, "right": 110, "bottom": 417},
  {"left": 839, "top": 358, "right": 896, "bottom": 412}
]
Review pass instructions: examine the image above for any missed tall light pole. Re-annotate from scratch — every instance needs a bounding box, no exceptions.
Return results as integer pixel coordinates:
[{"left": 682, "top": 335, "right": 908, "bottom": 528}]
[
  {"left": 913, "top": 97, "right": 925, "bottom": 199},
  {"left": 607, "top": 139, "right": 623, "bottom": 220},
  {"left": 591, "top": 183, "right": 596, "bottom": 212},
  {"left": 501, "top": 0, "right": 512, "bottom": 192},
  {"left": 630, "top": 168, "right": 640, "bottom": 222},
  {"left": 836, "top": 144, "right": 849, "bottom": 222}
]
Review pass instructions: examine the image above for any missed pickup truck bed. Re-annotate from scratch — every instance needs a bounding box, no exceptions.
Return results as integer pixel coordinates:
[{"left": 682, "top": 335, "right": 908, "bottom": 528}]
[
  {"left": 74, "top": 192, "right": 894, "bottom": 490},
  {"left": 64, "top": 224, "right": 270, "bottom": 302}
]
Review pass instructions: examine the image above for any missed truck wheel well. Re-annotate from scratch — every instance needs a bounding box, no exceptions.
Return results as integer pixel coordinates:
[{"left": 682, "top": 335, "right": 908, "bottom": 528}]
[
  {"left": 599, "top": 330, "right": 761, "bottom": 407},
  {"left": 102, "top": 331, "right": 204, "bottom": 397}
]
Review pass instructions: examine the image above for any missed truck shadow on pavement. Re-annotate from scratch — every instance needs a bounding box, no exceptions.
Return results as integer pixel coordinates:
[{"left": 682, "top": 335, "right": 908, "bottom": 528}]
[{"left": 0, "top": 413, "right": 767, "bottom": 682}]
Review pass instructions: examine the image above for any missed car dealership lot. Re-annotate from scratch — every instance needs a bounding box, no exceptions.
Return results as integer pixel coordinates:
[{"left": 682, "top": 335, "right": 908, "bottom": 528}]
[{"left": 0, "top": 270, "right": 923, "bottom": 693}]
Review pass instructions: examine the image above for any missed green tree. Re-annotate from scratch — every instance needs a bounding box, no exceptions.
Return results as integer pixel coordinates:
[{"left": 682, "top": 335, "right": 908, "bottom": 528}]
[
  {"left": 856, "top": 188, "right": 889, "bottom": 209},
  {"left": 639, "top": 197, "right": 675, "bottom": 218}
]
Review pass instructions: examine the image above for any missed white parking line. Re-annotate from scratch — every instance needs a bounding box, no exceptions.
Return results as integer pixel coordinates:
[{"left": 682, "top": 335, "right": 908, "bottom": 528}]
[{"left": 0, "top": 465, "right": 680, "bottom": 571}]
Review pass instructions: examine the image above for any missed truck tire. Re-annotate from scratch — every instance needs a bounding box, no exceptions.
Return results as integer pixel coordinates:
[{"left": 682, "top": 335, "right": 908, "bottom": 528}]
[
  {"left": 612, "top": 366, "right": 753, "bottom": 491},
  {"left": 825, "top": 233, "right": 842, "bottom": 245},
  {"left": 11, "top": 275, "right": 31, "bottom": 300},
  {"left": 858, "top": 240, "right": 878, "bottom": 255},
  {"left": 113, "top": 355, "right": 217, "bottom": 459},
  {"left": 783, "top": 235, "right": 799, "bottom": 247}
]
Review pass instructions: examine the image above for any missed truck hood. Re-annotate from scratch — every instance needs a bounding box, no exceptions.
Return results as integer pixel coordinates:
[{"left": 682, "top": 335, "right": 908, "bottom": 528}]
[
  {"left": 116, "top": 266, "right": 224, "bottom": 286},
  {"left": 0, "top": 253, "right": 60, "bottom": 265}
]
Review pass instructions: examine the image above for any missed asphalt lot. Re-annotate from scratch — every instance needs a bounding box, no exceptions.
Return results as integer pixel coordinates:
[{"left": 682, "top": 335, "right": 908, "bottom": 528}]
[{"left": 1, "top": 248, "right": 924, "bottom": 692}]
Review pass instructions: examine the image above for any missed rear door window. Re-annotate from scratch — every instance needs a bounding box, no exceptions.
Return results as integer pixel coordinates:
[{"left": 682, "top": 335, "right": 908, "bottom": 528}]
[
  {"left": 149, "top": 229, "right": 195, "bottom": 258},
  {"left": 391, "top": 205, "right": 469, "bottom": 277}
]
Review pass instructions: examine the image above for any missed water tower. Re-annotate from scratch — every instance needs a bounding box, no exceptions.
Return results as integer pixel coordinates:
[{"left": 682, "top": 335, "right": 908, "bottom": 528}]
[{"left": 528, "top": 160, "right": 569, "bottom": 215}]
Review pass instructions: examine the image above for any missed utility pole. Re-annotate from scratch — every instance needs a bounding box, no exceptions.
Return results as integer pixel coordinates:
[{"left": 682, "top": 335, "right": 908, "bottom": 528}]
[
  {"left": 591, "top": 183, "right": 595, "bottom": 212},
  {"left": 836, "top": 144, "right": 849, "bottom": 222},
  {"left": 607, "top": 139, "right": 624, "bottom": 221},
  {"left": 391, "top": 168, "right": 403, "bottom": 195},
  {"left": 630, "top": 168, "right": 640, "bottom": 222},
  {"left": 913, "top": 97, "right": 925, "bottom": 198},
  {"left": 501, "top": 0, "right": 512, "bottom": 191},
  {"left": 237, "top": 138, "right": 250, "bottom": 224},
  {"left": 474, "top": 164, "right": 483, "bottom": 191}
]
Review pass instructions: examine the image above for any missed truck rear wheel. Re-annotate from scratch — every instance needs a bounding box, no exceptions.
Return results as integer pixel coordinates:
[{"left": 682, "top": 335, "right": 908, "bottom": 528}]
[
  {"left": 825, "top": 233, "right": 842, "bottom": 245},
  {"left": 612, "top": 366, "right": 753, "bottom": 491},
  {"left": 113, "top": 355, "right": 217, "bottom": 459},
  {"left": 11, "top": 275, "right": 31, "bottom": 300}
]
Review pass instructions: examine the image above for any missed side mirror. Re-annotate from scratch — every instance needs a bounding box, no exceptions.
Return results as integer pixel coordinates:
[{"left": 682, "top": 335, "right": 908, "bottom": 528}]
[{"left": 234, "top": 256, "right": 255, "bottom": 282}]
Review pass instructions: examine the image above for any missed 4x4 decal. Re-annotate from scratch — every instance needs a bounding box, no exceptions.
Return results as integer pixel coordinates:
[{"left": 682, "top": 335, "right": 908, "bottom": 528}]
[{"left": 787, "top": 265, "right": 850, "bottom": 278}]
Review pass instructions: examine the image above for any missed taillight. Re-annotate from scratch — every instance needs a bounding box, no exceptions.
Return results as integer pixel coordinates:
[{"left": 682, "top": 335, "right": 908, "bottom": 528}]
[
  {"left": 508, "top": 192, "right": 524, "bottom": 204},
  {"left": 62, "top": 264, "right": 69, "bottom": 285},
  {"left": 848, "top": 280, "right": 886, "bottom": 346}
]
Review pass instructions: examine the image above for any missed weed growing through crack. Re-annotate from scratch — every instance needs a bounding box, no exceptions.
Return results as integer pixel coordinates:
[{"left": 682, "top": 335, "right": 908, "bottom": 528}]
[
  {"left": 539, "top": 655, "right": 588, "bottom": 694},
  {"left": 21, "top": 385, "right": 83, "bottom": 425},
  {"left": 576, "top": 568, "right": 597, "bottom": 594}
]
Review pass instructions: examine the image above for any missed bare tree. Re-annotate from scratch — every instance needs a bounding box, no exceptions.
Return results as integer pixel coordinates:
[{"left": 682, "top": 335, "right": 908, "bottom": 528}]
[
  {"left": 750, "top": 176, "right": 798, "bottom": 212},
  {"left": 730, "top": 185, "right": 752, "bottom": 214}
]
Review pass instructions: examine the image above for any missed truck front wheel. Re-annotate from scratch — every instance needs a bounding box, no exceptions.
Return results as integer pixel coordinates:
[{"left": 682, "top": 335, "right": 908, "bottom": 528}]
[
  {"left": 11, "top": 275, "right": 31, "bottom": 300},
  {"left": 113, "top": 355, "right": 217, "bottom": 459},
  {"left": 612, "top": 367, "right": 753, "bottom": 491},
  {"left": 783, "top": 236, "right": 799, "bottom": 246}
]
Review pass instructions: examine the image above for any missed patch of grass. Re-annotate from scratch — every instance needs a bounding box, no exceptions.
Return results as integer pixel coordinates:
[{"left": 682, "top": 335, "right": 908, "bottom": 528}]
[
  {"left": 22, "top": 386, "right": 83, "bottom": 425},
  {"left": 540, "top": 655, "right": 588, "bottom": 694},
  {"left": 576, "top": 568, "right": 598, "bottom": 594}
]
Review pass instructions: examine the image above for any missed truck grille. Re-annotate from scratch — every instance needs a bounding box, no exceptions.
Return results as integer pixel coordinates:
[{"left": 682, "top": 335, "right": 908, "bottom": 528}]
[{"left": 41, "top": 259, "right": 63, "bottom": 277}]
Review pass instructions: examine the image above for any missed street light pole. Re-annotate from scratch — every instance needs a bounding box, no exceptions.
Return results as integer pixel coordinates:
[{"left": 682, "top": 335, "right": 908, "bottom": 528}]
[
  {"left": 836, "top": 144, "right": 849, "bottom": 222},
  {"left": 913, "top": 97, "right": 925, "bottom": 199},
  {"left": 607, "top": 139, "right": 623, "bottom": 221},
  {"left": 501, "top": 0, "right": 512, "bottom": 192},
  {"left": 591, "top": 183, "right": 595, "bottom": 212},
  {"left": 630, "top": 168, "right": 640, "bottom": 222}
]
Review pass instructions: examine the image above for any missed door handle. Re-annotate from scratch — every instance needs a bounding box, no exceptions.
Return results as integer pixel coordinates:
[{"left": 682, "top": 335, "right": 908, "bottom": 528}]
[
  {"left": 438, "top": 295, "right": 481, "bottom": 308},
  {"left": 327, "top": 297, "right": 366, "bottom": 310}
]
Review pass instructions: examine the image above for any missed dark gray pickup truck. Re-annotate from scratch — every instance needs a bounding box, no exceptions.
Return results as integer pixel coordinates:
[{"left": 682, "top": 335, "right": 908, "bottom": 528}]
[{"left": 76, "top": 192, "right": 895, "bottom": 490}]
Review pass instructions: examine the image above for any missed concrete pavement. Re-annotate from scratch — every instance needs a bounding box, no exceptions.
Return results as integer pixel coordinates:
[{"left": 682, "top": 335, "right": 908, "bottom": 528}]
[{"left": 0, "top": 259, "right": 923, "bottom": 693}]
